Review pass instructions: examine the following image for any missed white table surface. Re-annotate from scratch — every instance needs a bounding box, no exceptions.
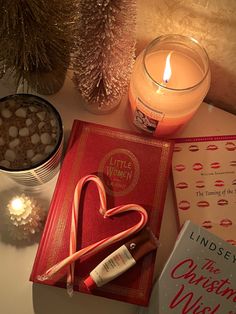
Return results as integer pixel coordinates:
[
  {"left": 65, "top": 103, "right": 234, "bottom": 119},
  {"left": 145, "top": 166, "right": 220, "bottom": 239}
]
[{"left": 0, "top": 71, "right": 235, "bottom": 314}]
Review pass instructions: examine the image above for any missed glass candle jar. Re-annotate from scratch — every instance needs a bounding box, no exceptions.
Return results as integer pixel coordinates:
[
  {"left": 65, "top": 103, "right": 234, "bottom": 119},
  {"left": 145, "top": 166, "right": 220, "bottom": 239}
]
[{"left": 129, "top": 34, "right": 211, "bottom": 136}]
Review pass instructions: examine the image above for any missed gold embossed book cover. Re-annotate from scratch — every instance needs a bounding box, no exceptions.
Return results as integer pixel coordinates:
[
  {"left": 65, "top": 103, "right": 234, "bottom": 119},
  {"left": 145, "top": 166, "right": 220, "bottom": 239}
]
[{"left": 30, "top": 120, "right": 174, "bottom": 306}]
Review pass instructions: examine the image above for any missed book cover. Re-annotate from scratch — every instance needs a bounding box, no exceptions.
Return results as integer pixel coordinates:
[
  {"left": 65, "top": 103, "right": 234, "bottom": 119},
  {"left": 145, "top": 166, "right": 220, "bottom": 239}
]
[
  {"left": 172, "top": 135, "right": 236, "bottom": 245},
  {"left": 139, "top": 220, "right": 236, "bottom": 314},
  {"left": 30, "top": 120, "right": 174, "bottom": 306}
]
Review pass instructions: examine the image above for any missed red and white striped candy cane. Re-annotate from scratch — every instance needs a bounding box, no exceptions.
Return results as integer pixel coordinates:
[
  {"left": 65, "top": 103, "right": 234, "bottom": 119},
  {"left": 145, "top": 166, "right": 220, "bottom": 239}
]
[
  {"left": 37, "top": 175, "right": 148, "bottom": 296},
  {"left": 67, "top": 175, "right": 107, "bottom": 293}
]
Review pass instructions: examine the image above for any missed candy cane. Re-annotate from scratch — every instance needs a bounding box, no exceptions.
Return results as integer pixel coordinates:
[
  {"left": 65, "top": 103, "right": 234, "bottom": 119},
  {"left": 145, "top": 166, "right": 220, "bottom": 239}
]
[
  {"left": 67, "top": 175, "right": 107, "bottom": 292},
  {"left": 37, "top": 175, "right": 148, "bottom": 296}
]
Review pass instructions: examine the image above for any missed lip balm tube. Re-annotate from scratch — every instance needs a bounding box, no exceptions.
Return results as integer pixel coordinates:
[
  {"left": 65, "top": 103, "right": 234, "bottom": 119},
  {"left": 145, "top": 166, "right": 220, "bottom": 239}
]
[{"left": 84, "top": 228, "right": 158, "bottom": 290}]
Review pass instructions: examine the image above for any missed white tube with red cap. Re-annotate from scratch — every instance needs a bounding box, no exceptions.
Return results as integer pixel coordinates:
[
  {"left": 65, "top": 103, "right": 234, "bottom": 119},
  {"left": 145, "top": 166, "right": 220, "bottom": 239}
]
[{"left": 84, "top": 228, "right": 158, "bottom": 290}]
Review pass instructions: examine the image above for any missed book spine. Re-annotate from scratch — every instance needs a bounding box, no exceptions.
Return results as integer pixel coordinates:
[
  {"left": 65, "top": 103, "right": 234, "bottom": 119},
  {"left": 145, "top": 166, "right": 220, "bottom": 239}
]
[{"left": 30, "top": 120, "right": 82, "bottom": 281}]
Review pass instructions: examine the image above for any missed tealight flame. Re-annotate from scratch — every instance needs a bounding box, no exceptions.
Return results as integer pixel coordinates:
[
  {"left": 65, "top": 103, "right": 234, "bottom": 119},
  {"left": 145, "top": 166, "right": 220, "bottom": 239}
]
[
  {"left": 11, "top": 198, "right": 24, "bottom": 212},
  {"left": 163, "top": 52, "right": 173, "bottom": 84}
]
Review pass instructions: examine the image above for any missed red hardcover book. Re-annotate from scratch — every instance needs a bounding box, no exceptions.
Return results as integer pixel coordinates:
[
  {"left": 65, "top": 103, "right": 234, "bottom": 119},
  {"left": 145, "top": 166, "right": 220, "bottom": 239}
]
[{"left": 30, "top": 120, "right": 174, "bottom": 306}]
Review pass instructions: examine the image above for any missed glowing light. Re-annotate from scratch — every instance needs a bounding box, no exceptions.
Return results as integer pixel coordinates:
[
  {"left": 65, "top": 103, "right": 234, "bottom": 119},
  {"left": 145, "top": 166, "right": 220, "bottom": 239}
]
[
  {"left": 6, "top": 194, "right": 45, "bottom": 239},
  {"left": 8, "top": 195, "right": 30, "bottom": 217},
  {"left": 11, "top": 197, "right": 24, "bottom": 213},
  {"left": 163, "top": 52, "right": 173, "bottom": 83}
]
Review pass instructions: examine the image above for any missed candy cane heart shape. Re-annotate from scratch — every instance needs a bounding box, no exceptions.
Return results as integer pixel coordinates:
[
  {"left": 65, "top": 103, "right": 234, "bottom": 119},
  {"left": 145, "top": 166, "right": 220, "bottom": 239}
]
[{"left": 37, "top": 175, "right": 148, "bottom": 296}]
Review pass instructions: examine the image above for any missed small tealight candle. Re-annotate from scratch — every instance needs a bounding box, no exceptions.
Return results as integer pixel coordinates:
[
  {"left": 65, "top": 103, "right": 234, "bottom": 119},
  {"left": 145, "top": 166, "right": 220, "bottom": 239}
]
[
  {"left": 7, "top": 194, "right": 45, "bottom": 240},
  {"left": 129, "top": 34, "right": 211, "bottom": 136},
  {"left": 9, "top": 195, "right": 33, "bottom": 222}
]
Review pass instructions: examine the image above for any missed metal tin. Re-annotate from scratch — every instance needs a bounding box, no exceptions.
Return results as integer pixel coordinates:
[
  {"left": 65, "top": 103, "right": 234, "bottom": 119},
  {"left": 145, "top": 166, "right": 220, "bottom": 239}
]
[{"left": 0, "top": 94, "right": 64, "bottom": 186}]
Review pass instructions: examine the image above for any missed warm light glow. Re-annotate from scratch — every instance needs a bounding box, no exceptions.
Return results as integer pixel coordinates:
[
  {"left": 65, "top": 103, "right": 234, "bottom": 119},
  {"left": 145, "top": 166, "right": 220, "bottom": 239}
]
[
  {"left": 163, "top": 52, "right": 173, "bottom": 83},
  {"left": 11, "top": 198, "right": 24, "bottom": 212}
]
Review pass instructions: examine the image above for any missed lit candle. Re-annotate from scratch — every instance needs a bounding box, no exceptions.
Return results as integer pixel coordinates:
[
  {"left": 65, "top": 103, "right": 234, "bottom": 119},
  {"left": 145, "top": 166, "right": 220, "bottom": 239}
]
[
  {"left": 8, "top": 195, "right": 33, "bottom": 222},
  {"left": 7, "top": 194, "right": 45, "bottom": 240},
  {"left": 129, "top": 35, "right": 211, "bottom": 136}
]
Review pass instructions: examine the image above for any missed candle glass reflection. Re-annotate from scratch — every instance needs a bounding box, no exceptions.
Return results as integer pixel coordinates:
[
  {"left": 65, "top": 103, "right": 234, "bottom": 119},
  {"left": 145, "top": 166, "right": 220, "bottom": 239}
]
[{"left": 129, "top": 34, "right": 211, "bottom": 136}]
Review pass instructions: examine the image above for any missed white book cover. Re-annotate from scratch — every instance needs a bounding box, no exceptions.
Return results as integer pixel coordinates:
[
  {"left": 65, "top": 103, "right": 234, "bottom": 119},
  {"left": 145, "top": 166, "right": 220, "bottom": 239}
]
[
  {"left": 138, "top": 220, "right": 236, "bottom": 314},
  {"left": 172, "top": 135, "right": 236, "bottom": 244}
]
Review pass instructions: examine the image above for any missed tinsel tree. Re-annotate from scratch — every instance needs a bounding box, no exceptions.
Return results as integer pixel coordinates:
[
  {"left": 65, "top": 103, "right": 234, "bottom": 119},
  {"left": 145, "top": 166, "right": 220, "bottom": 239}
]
[
  {"left": 0, "top": 0, "right": 76, "bottom": 95},
  {"left": 73, "top": 0, "right": 136, "bottom": 113}
]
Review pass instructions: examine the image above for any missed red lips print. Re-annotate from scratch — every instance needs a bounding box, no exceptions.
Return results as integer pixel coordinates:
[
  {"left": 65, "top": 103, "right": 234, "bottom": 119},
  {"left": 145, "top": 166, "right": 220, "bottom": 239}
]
[
  {"left": 202, "top": 221, "right": 212, "bottom": 229},
  {"left": 210, "top": 162, "right": 220, "bottom": 169},
  {"left": 217, "top": 199, "right": 228, "bottom": 206},
  {"left": 225, "top": 142, "right": 236, "bottom": 151},
  {"left": 178, "top": 200, "right": 190, "bottom": 210},
  {"left": 175, "top": 164, "right": 186, "bottom": 171},
  {"left": 193, "top": 163, "right": 203, "bottom": 171},
  {"left": 188, "top": 145, "right": 199, "bottom": 152},
  {"left": 197, "top": 200, "right": 210, "bottom": 208},
  {"left": 195, "top": 180, "right": 205, "bottom": 188},
  {"left": 220, "top": 219, "right": 232, "bottom": 227},
  {"left": 174, "top": 146, "right": 182, "bottom": 152},
  {"left": 214, "top": 180, "right": 224, "bottom": 187},
  {"left": 226, "top": 239, "right": 236, "bottom": 246},
  {"left": 206, "top": 144, "right": 218, "bottom": 151},
  {"left": 176, "top": 182, "right": 188, "bottom": 189}
]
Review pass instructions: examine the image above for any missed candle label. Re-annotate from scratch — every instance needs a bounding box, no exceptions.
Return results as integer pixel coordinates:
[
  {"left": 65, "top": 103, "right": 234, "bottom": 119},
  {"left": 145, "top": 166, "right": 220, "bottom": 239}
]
[{"left": 134, "top": 98, "right": 164, "bottom": 133}]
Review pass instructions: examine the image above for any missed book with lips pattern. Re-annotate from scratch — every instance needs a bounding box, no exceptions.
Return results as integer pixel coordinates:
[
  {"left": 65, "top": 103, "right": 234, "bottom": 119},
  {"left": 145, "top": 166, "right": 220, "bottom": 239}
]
[{"left": 172, "top": 135, "right": 236, "bottom": 246}]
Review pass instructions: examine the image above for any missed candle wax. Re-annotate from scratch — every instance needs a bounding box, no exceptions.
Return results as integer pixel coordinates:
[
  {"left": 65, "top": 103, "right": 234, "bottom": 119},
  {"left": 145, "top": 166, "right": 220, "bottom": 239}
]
[{"left": 145, "top": 50, "right": 204, "bottom": 89}]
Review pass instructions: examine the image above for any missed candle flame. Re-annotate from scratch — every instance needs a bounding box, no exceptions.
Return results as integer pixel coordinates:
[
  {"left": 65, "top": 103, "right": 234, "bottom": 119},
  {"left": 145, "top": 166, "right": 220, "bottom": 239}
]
[
  {"left": 11, "top": 198, "right": 24, "bottom": 212},
  {"left": 163, "top": 52, "right": 173, "bottom": 84},
  {"left": 8, "top": 194, "right": 35, "bottom": 221}
]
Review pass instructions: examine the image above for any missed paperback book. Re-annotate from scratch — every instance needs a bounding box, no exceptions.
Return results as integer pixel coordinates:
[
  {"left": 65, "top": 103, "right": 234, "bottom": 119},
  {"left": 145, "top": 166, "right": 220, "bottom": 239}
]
[
  {"left": 139, "top": 220, "right": 236, "bottom": 314},
  {"left": 30, "top": 120, "right": 174, "bottom": 306},
  {"left": 172, "top": 135, "right": 236, "bottom": 244}
]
